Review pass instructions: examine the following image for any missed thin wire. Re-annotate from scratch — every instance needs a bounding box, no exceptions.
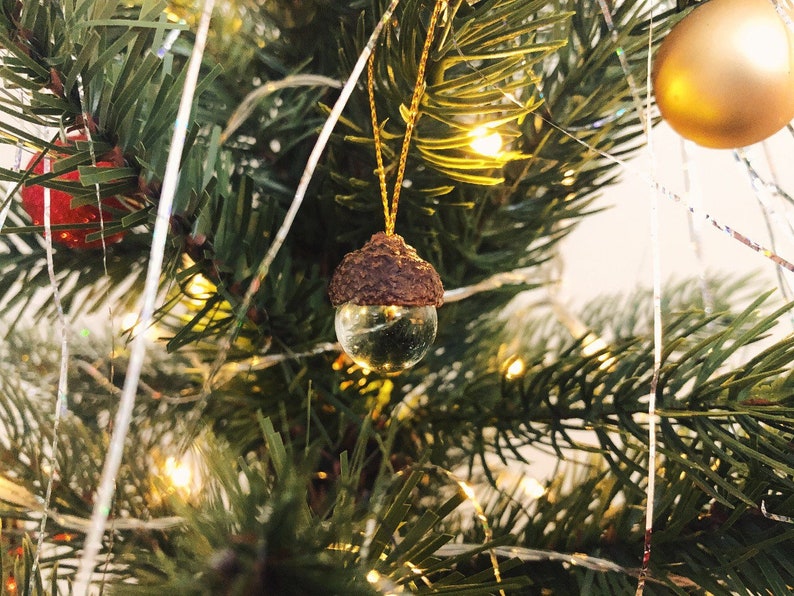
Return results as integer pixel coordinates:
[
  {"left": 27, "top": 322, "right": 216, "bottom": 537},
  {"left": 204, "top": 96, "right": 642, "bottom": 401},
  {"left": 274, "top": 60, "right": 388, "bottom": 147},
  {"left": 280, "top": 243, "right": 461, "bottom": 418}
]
[
  {"left": 636, "top": 2, "right": 659, "bottom": 593},
  {"left": 594, "top": 0, "right": 664, "bottom": 591},
  {"left": 734, "top": 147, "right": 794, "bottom": 327},
  {"left": 370, "top": 0, "right": 447, "bottom": 235},
  {"left": 595, "top": 0, "right": 648, "bottom": 130},
  {"left": 436, "top": 544, "right": 628, "bottom": 574},
  {"left": 0, "top": 474, "right": 184, "bottom": 530},
  {"left": 72, "top": 0, "right": 216, "bottom": 592},
  {"left": 29, "top": 158, "right": 70, "bottom": 593},
  {"left": 221, "top": 74, "right": 341, "bottom": 143},
  {"left": 680, "top": 140, "right": 715, "bottom": 314},
  {"left": 197, "top": 0, "right": 402, "bottom": 410},
  {"left": 531, "top": 109, "right": 794, "bottom": 273},
  {"left": 454, "top": 478, "right": 504, "bottom": 594},
  {"left": 74, "top": 63, "right": 123, "bottom": 593},
  {"left": 406, "top": 465, "right": 504, "bottom": 593}
]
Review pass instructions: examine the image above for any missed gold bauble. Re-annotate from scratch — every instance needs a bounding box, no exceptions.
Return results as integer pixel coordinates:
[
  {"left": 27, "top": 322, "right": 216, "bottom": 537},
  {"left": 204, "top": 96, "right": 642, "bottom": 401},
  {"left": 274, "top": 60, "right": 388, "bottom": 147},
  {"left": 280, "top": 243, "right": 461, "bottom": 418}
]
[{"left": 652, "top": 0, "right": 794, "bottom": 148}]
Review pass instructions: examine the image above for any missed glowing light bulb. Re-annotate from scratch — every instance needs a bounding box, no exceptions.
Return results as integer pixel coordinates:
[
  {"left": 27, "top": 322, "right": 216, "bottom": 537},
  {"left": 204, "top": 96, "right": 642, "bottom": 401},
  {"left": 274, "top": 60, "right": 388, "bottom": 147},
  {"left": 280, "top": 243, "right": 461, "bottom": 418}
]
[
  {"left": 504, "top": 356, "right": 525, "bottom": 380},
  {"left": 561, "top": 168, "right": 576, "bottom": 186},
  {"left": 164, "top": 456, "right": 192, "bottom": 491},
  {"left": 334, "top": 303, "right": 437, "bottom": 374},
  {"left": 184, "top": 273, "right": 216, "bottom": 309},
  {"left": 581, "top": 333, "right": 617, "bottom": 370},
  {"left": 520, "top": 476, "right": 546, "bottom": 499},
  {"left": 469, "top": 125, "right": 504, "bottom": 157},
  {"left": 458, "top": 480, "right": 477, "bottom": 501},
  {"left": 121, "top": 312, "right": 139, "bottom": 333}
]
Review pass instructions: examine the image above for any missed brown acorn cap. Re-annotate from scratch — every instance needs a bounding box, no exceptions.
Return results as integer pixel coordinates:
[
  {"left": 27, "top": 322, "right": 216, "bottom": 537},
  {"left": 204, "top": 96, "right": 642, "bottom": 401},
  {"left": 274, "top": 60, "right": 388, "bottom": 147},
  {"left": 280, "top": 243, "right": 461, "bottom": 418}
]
[{"left": 328, "top": 232, "right": 444, "bottom": 307}]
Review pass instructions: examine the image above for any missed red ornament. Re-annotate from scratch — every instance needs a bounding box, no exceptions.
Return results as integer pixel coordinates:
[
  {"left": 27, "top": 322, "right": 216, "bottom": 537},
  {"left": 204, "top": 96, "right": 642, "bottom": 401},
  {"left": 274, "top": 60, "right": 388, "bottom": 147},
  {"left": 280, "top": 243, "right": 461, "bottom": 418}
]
[{"left": 20, "top": 138, "right": 127, "bottom": 249}]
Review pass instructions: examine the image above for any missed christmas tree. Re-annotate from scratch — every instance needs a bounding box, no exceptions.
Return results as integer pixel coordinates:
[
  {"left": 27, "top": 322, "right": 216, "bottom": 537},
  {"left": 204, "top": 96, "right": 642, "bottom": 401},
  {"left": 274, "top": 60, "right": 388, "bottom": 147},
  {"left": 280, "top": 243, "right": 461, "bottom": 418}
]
[{"left": 0, "top": 0, "right": 793, "bottom": 594}]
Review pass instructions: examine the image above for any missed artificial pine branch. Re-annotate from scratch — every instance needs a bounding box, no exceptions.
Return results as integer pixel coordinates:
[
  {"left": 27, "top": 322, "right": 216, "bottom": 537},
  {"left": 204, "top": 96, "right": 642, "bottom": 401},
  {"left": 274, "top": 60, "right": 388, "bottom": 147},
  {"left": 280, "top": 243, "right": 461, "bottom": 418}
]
[
  {"left": 0, "top": 0, "right": 661, "bottom": 348},
  {"left": 0, "top": 1, "right": 793, "bottom": 595}
]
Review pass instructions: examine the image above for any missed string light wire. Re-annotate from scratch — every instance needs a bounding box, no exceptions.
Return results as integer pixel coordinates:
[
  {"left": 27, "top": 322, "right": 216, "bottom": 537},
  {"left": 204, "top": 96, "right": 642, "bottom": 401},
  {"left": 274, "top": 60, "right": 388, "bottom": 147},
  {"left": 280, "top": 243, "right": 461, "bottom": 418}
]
[
  {"left": 198, "top": 0, "right": 403, "bottom": 406},
  {"left": 734, "top": 147, "right": 794, "bottom": 326},
  {"left": 71, "top": 61, "right": 125, "bottom": 590},
  {"left": 29, "top": 158, "right": 70, "bottom": 592},
  {"left": 73, "top": 0, "right": 216, "bottom": 591},
  {"left": 680, "top": 139, "right": 716, "bottom": 313},
  {"left": 629, "top": 1, "right": 659, "bottom": 591},
  {"left": 592, "top": 1, "right": 661, "bottom": 591}
]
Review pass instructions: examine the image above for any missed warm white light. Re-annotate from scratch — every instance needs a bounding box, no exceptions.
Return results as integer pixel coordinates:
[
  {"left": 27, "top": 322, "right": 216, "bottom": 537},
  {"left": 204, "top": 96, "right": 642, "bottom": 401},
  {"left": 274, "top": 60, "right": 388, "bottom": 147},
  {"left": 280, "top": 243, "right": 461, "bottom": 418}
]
[
  {"left": 120, "top": 311, "right": 160, "bottom": 340},
  {"left": 121, "top": 312, "right": 139, "bottom": 332},
  {"left": 459, "top": 480, "right": 476, "bottom": 501},
  {"left": 581, "top": 333, "right": 616, "bottom": 370},
  {"left": 185, "top": 273, "right": 215, "bottom": 306},
  {"left": 520, "top": 476, "right": 546, "bottom": 499},
  {"left": 469, "top": 126, "right": 504, "bottom": 157},
  {"left": 186, "top": 273, "right": 211, "bottom": 295},
  {"left": 164, "top": 456, "right": 192, "bottom": 490},
  {"left": 366, "top": 570, "right": 381, "bottom": 584},
  {"left": 504, "top": 356, "right": 525, "bottom": 380}
]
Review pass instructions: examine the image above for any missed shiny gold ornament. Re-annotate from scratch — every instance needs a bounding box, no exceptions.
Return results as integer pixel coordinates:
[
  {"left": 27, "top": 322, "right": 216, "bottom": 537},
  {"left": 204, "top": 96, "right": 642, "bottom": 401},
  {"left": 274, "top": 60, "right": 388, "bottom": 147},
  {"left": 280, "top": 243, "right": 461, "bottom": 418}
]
[{"left": 652, "top": 0, "right": 794, "bottom": 148}]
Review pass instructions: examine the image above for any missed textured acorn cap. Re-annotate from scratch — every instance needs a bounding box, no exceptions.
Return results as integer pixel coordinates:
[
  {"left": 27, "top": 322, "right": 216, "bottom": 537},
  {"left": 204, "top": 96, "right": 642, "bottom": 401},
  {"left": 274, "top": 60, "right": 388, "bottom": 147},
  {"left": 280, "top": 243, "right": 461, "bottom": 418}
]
[{"left": 328, "top": 232, "right": 444, "bottom": 307}]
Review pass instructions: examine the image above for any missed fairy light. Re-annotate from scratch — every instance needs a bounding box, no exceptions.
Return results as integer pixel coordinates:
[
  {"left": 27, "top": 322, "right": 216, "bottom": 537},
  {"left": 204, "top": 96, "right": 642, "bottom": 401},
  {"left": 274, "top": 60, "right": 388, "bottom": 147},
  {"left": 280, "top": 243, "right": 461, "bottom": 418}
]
[
  {"left": 148, "top": 450, "right": 205, "bottom": 506},
  {"left": 119, "top": 312, "right": 161, "bottom": 340},
  {"left": 469, "top": 125, "right": 504, "bottom": 157},
  {"left": 403, "top": 560, "right": 431, "bottom": 588},
  {"left": 561, "top": 169, "right": 576, "bottom": 186},
  {"left": 520, "top": 476, "right": 546, "bottom": 500},
  {"left": 580, "top": 333, "right": 617, "bottom": 370},
  {"left": 504, "top": 356, "right": 525, "bottom": 380},
  {"left": 454, "top": 478, "right": 504, "bottom": 592},
  {"left": 163, "top": 456, "right": 192, "bottom": 492},
  {"left": 121, "top": 312, "right": 139, "bottom": 333},
  {"left": 365, "top": 568, "right": 403, "bottom": 594},
  {"left": 187, "top": 273, "right": 212, "bottom": 294},
  {"left": 185, "top": 273, "right": 215, "bottom": 305},
  {"left": 549, "top": 297, "right": 616, "bottom": 370},
  {"left": 459, "top": 479, "right": 476, "bottom": 502}
]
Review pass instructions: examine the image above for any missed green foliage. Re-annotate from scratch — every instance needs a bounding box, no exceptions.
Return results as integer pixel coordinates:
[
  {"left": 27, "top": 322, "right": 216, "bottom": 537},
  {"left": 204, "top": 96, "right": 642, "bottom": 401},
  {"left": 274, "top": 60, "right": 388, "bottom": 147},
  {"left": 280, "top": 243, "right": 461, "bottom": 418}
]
[
  {"left": 415, "top": 280, "right": 794, "bottom": 593},
  {"left": 0, "top": 1, "right": 792, "bottom": 595},
  {"left": 0, "top": 0, "right": 658, "bottom": 348}
]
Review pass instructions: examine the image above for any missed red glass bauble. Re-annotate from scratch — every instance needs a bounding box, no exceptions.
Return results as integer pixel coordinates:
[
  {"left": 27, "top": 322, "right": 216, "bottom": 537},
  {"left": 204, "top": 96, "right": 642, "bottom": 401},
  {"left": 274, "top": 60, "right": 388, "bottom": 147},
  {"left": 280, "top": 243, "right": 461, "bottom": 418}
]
[{"left": 20, "top": 140, "right": 127, "bottom": 249}]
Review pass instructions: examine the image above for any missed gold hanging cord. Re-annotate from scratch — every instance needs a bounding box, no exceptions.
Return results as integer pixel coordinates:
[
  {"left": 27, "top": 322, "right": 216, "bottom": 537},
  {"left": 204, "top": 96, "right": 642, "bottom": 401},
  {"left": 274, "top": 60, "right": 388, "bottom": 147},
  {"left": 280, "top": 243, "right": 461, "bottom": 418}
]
[{"left": 367, "top": 0, "right": 447, "bottom": 236}]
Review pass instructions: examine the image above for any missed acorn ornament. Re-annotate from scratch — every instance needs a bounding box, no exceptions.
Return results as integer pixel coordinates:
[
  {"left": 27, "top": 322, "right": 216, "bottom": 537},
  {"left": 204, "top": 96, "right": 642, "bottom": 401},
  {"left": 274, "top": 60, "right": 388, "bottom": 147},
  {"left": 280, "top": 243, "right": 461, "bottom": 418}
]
[
  {"left": 329, "top": 0, "right": 448, "bottom": 374},
  {"left": 329, "top": 232, "right": 443, "bottom": 374},
  {"left": 20, "top": 135, "right": 128, "bottom": 249},
  {"left": 652, "top": 0, "right": 794, "bottom": 148}
]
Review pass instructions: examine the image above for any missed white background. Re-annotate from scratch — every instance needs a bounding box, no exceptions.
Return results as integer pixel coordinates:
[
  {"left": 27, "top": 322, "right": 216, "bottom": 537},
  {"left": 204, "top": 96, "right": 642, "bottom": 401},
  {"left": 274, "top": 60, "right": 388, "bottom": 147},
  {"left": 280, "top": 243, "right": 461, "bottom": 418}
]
[{"left": 559, "top": 121, "right": 794, "bottom": 324}]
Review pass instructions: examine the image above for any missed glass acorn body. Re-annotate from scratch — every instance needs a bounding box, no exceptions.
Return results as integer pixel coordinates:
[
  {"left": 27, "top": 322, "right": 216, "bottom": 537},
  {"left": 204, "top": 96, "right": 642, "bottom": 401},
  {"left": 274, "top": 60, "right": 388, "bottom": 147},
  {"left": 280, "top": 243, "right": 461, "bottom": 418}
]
[
  {"left": 335, "top": 303, "right": 438, "bottom": 373},
  {"left": 328, "top": 232, "right": 444, "bottom": 374}
]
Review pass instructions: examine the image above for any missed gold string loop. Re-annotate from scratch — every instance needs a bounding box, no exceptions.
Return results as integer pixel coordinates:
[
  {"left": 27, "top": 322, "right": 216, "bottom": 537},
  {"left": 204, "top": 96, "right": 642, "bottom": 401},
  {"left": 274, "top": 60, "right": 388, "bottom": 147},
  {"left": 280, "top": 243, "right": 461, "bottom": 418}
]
[{"left": 367, "top": 0, "right": 447, "bottom": 236}]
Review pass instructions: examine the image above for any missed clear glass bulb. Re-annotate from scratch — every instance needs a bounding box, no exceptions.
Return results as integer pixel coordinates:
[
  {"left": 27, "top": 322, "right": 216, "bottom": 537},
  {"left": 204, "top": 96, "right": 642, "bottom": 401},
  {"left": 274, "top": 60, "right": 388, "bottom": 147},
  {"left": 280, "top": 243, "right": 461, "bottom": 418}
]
[{"left": 335, "top": 303, "right": 438, "bottom": 374}]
